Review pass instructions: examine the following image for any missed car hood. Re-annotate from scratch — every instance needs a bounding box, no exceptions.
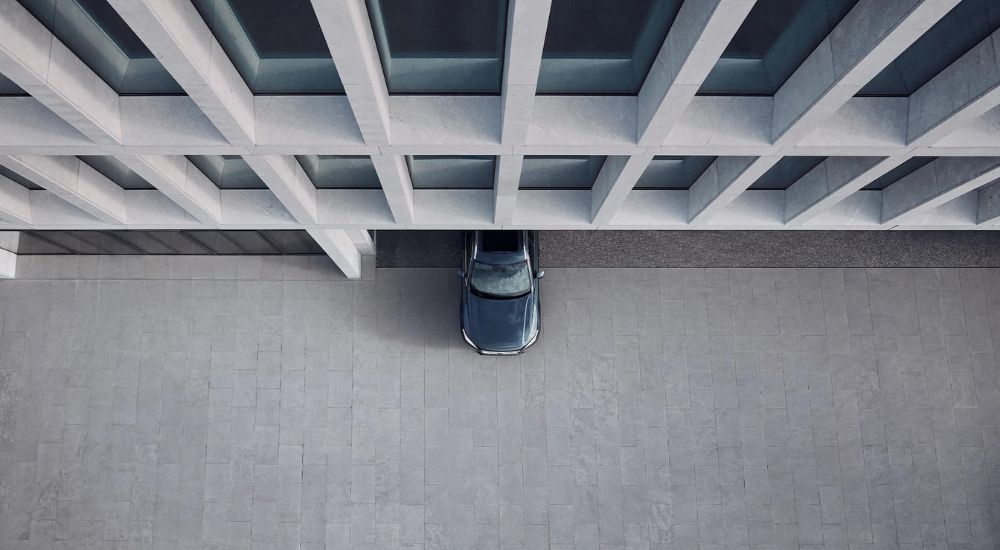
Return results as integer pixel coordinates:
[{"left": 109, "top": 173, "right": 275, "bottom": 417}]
[{"left": 463, "top": 290, "right": 536, "bottom": 352}]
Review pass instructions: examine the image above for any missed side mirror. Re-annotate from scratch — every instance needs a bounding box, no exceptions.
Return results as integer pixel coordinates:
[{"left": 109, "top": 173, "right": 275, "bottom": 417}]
[
  {"left": 536, "top": 271, "right": 545, "bottom": 279},
  {"left": 455, "top": 268, "right": 464, "bottom": 279}
]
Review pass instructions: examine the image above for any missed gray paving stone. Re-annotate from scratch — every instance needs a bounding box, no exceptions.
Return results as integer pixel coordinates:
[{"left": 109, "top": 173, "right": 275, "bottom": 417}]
[{"left": 3, "top": 263, "right": 1000, "bottom": 548}]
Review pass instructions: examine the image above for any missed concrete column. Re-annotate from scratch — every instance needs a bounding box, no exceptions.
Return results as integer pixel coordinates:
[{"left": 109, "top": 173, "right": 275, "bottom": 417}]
[
  {"left": 496, "top": 0, "right": 552, "bottom": 226},
  {"left": 307, "top": 228, "right": 363, "bottom": 279},
  {"left": 370, "top": 155, "right": 414, "bottom": 225},
  {"left": 311, "top": 0, "right": 391, "bottom": 144},
  {"left": 494, "top": 155, "right": 523, "bottom": 225},
  {"left": 0, "top": 246, "right": 15, "bottom": 278},
  {"left": 347, "top": 229, "right": 375, "bottom": 256},
  {"left": 501, "top": 0, "right": 552, "bottom": 145}
]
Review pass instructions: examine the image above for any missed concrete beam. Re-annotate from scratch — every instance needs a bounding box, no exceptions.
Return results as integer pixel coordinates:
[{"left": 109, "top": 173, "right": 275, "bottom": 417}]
[
  {"left": 977, "top": 179, "right": 1000, "bottom": 225},
  {"left": 688, "top": 156, "right": 779, "bottom": 224},
  {"left": 494, "top": 155, "right": 523, "bottom": 225},
  {"left": 311, "top": 0, "right": 391, "bottom": 144},
  {"left": 773, "top": 0, "right": 958, "bottom": 146},
  {"left": 117, "top": 155, "right": 222, "bottom": 225},
  {"left": 501, "top": 0, "right": 552, "bottom": 145},
  {"left": 0, "top": 247, "right": 15, "bottom": 278},
  {"left": 0, "top": 90, "right": 995, "bottom": 157},
  {"left": 242, "top": 156, "right": 318, "bottom": 223},
  {"left": 0, "top": 0, "right": 998, "bottom": 235},
  {"left": 755, "top": 0, "right": 955, "bottom": 223},
  {"left": 1, "top": 155, "right": 126, "bottom": 223},
  {"left": 370, "top": 155, "right": 414, "bottom": 225},
  {"left": 5, "top": 188, "right": 289, "bottom": 230},
  {"left": 784, "top": 156, "right": 887, "bottom": 224},
  {"left": 638, "top": 0, "right": 755, "bottom": 146},
  {"left": 591, "top": 154, "right": 655, "bottom": 225},
  {"left": 109, "top": 0, "right": 255, "bottom": 145},
  {"left": 882, "top": 156, "right": 1000, "bottom": 224},
  {"left": 0, "top": 0, "right": 122, "bottom": 144},
  {"left": 307, "top": 228, "right": 362, "bottom": 279},
  {"left": 0, "top": 175, "right": 31, "bottom": 224},
  {"left": 346, "top": 229, "right": 375, "bottom": 255},
  {"left": 907, "top": 26, "right": 1000, "bottom": 147},
  {"left": 893, "top": 190, "right": 977, "bottom": 228}
]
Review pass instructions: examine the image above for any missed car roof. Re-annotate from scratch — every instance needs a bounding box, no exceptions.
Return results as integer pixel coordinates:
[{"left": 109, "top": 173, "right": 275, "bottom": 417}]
[{"left": 475, "top": 230, "right": 526, "bottom": 263}]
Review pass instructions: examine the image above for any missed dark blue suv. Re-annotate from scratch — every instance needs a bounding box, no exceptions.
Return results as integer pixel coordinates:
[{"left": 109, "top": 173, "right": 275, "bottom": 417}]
[{"left": 458, "top": 230, "right": 543, "bottom": 355}]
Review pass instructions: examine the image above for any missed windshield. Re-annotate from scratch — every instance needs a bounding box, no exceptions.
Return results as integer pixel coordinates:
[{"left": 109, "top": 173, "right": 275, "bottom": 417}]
[{"left": 469, "top": 260, "right": 531, "bottom": 298}]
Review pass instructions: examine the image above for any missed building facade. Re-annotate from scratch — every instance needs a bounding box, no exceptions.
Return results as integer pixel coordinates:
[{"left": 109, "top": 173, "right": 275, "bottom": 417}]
[{"left": 0, "top": 0, "right": 997, "bottom": 278}]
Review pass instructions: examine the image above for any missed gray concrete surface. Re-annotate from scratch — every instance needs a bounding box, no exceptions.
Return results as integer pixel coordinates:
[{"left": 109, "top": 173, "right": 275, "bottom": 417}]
[
  {"left": 377, "top": 230, "right": 1000, "bottom": 268},
  {"left": 1, "top": 255, "right": 999, "bottom": 549}
]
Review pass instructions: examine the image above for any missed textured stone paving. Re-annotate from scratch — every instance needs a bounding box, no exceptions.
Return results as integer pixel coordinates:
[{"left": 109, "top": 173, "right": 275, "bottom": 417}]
[{"left": 1, "top": 255, "right": 999, "bottom": 549}]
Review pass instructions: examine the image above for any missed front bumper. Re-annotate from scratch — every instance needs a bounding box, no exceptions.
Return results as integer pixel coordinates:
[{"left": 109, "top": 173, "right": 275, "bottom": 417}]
[{"left": 461, "top": 327, "right": 538, "bottom": 356}]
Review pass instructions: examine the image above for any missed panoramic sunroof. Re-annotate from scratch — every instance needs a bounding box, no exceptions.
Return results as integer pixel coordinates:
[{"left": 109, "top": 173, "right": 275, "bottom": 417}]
[{"left": 482, "top": 231, "right": 518, "bottom": 253}]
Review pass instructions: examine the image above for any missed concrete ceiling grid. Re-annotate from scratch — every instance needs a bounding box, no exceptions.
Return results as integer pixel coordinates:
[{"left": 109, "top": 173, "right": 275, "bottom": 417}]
[{"left": 0, "top": 0, "right": 995, "bottom": 277}]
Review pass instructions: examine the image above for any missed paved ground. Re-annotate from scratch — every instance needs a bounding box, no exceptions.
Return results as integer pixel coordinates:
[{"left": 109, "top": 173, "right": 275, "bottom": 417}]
[
  {"left": 376, "top": 230, "right": 1000, "bottom": 268},
  {"left": 1, "top": 255, "right": 1000, "bottom": 549}
]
